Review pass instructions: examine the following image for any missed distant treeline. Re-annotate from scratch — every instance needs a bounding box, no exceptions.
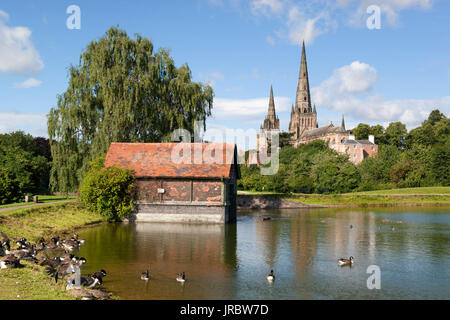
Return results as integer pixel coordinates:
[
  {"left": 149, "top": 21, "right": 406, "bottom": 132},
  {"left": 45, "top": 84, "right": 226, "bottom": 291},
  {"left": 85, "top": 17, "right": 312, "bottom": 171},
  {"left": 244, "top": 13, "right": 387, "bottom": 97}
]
[
  {"left": 239, "top": 110, "right": 450, "bottom": 194},
  {"left": 0, "top": 132, "right": 51, "bottom": 204}
]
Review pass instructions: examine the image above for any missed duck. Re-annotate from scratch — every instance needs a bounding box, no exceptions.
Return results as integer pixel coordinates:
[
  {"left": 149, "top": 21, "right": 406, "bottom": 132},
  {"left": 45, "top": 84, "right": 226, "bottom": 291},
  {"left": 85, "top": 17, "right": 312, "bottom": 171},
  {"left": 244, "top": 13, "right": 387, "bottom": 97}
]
[
  {"left": 338, "top": 256, "right": 354, "bottom": 266},
  {"left": 176, "top": 272, "right": 186, "bottom": 282},
  {"left": 0, "top": 254, "right": 24, "bottom": 269},
  {"left": 141, "top": 270, "right": 150, "bottom": 281},
  {"left": 266, "top": 270, "right": 275, "bottom": 282},
  {"left": 263, "top": 217, "right": 272, "bottom": 221}
]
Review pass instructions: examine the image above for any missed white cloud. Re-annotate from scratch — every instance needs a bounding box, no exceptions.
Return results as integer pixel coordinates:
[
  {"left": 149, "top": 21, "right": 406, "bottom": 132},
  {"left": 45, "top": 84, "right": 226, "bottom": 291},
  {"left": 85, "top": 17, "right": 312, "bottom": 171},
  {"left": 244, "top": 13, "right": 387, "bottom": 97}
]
[
  {"left": 215, "top": 0, "right": 434, "bottom": 45},
  {"left": 0, "top": 10, "right": 44, "bottom": 75},
  {"left": 319, "top": 61, "right": 377, "bottom": 94},
  {"left": 212, "top": 96, "right": 291, "bottom": 121},
  {"left": 283, "top": 5, "right": 334, "bottom": 45},
  {"left": 12, "top": 77, "right": 42, "bottom": 88},
  {"left": 251, "top": 0, "right": 285, "bottom": 16},
  {"left": 312, "top": 61, "right": 450, "bottom": 128},
  {"left": 0, "top": 111, "right": 47, "bottom": 137}
]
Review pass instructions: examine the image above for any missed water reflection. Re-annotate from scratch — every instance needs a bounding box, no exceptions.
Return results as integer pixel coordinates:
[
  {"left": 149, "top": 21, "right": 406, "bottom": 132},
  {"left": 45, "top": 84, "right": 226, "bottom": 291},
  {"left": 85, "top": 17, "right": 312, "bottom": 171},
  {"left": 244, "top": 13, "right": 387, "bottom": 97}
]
[{"left": 76, "top": 207, "right": 450, "bottom": 300}]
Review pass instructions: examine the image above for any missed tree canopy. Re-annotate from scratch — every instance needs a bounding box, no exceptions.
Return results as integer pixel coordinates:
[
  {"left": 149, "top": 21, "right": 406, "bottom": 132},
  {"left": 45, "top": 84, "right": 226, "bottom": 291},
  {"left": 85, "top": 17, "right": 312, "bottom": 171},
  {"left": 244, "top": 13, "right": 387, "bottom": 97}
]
[
  {"left": 240, "top": 109, "right": 449, "bottom": 193},
  {"left": 0, "top": 131, "right": 50, "bottom": 203},
  {"left": 48, "top": 27, "right": 214, "bottom": 192}
]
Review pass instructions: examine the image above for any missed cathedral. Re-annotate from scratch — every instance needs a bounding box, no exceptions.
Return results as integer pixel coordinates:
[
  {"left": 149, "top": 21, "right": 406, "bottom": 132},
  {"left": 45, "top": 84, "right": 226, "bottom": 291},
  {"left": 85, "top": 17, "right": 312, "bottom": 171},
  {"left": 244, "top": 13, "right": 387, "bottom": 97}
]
[{"left": 255, "top": 41, "right": 378, "bottom": 165}]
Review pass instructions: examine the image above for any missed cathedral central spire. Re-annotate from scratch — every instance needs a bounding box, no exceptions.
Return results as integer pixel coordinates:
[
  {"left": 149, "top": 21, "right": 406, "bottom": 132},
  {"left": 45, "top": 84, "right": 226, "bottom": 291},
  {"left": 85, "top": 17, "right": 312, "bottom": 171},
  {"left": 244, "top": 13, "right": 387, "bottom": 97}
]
[
  {"left": 295, "top": 41, "right": 312, "bottom": 113},
  {"left": 289, "top": 41, "right": 317, "bottom": 139}
]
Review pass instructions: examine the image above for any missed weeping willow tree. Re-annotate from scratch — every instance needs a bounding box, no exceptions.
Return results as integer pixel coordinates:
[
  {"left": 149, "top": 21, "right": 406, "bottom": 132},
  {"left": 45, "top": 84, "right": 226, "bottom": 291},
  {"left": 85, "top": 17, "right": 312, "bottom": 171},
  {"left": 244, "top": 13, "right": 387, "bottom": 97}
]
[{"left": 48, "top": 27, "right": 214, "bottom": 193}]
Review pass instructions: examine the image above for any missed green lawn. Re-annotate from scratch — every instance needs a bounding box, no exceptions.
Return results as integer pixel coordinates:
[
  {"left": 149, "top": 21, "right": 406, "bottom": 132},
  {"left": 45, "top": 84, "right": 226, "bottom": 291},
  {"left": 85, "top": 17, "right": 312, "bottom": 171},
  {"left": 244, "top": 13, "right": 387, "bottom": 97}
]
[
  {"left": 344, "top": 186, "right": 450, "bottom": 195},
  {"left": 0, "top": 195, "right": 76, "bottom": 209},
  {"left": 0, "top": 202, "right": 105, "bottom": 300},
  {"left": 238, "top": 187, "right": 450, "bottom": 207}
]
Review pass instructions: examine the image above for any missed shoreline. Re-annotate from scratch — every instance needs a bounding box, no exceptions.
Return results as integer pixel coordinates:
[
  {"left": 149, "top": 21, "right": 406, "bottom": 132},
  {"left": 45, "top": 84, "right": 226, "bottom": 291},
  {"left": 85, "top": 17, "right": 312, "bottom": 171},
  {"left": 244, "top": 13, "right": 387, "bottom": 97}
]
[
  {"left": 237, "top": 193, "right": 450, "bottom": 210},
  {"left": 0, "top": 202, "right": 111, "bottom": 300}
]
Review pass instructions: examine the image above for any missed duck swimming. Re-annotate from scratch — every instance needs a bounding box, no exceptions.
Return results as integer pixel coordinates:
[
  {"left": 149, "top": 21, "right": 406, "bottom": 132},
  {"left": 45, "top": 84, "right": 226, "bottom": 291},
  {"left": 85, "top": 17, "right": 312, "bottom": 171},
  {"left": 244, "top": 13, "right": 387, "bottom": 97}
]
[
  {"left": 176, "top": 272, "right": 186, "bottom": 282},
  {"left": 266, "top": 270, "right": 275, "bottom": 282},
  {"left": 338, "top": 256, "right": 354, "bottom": 266},
  {"left": 141, "top": 270, "right": 150, "bottom": 281}
]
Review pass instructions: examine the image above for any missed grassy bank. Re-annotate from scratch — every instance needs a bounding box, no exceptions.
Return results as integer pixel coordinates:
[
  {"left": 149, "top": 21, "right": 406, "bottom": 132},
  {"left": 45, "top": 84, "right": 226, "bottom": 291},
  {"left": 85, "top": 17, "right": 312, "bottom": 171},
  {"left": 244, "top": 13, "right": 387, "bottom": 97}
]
[
  {"left": 0, "top": 203, "right": 104, "bottom": 300},
  {"left": 238, "top": 187, "right": 450, "bottom": 207},
  {"left": 0, "top": 195, "right": 76, "bottom": 209}
]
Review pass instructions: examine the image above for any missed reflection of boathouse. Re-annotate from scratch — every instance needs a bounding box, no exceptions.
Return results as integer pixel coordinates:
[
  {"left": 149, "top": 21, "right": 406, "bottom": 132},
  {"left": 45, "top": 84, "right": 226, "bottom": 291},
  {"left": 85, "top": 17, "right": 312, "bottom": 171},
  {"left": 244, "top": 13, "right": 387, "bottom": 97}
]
[{"left": 105, "top": 143, "right": 240, "bottom": 223}]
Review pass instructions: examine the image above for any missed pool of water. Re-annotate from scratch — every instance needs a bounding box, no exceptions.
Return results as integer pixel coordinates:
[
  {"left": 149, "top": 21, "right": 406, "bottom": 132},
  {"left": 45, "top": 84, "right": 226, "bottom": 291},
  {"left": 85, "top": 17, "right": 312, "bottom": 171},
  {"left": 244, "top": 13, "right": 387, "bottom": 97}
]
[{"left": 75, "top": 207, "right": 450, "bottom": 300}]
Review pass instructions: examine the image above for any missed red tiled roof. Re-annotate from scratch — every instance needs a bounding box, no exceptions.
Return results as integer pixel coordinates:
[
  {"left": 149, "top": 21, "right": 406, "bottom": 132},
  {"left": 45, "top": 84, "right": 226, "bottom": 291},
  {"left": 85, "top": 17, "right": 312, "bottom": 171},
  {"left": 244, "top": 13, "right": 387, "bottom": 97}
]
[{"left": 105, "top": 143, "right": 238, "bottom": 179}]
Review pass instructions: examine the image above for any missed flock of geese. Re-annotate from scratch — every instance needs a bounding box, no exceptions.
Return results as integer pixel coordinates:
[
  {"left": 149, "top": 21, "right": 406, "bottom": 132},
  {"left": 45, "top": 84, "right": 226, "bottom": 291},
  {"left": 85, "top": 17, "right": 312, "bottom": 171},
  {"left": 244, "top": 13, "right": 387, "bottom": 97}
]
[
  {"left": 139, "top": 256, "right": 354, "bottom": 286},
  {"left": 0, "top": 231, "right": 110, "bottom": 300}
]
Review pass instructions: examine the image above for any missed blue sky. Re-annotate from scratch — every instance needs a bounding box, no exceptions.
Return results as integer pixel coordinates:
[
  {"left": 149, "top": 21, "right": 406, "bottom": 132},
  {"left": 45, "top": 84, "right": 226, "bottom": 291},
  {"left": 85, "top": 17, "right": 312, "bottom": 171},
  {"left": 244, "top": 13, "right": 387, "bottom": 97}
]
[{"left": 0, "top": 0, "right": 449, "bottom": 148}]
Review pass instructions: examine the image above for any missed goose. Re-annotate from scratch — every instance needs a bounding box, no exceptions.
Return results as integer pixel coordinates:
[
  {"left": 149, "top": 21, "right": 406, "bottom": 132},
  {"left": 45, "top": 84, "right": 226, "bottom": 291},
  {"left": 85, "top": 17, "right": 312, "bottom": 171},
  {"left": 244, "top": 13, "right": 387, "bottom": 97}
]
[
  {"left": 34, "top": 238, "right": 47, "bottom": 251},
  {"left": 59, "top": 253, "right": 75, "bottom": 263},
  {"left": 0, "top": 232, "right": 10, "bottom": 252},
  {"left": 338, "top": 256, "right": 354, "bottom": 266},
  {"left": 13, "top": 238, "right": 29, "bottom": 250},
  {"left": 176, "top": 272, "right": 186, "bottom": 283},
  {"left": 61, "top": 238, "right": 80, "bottom": 252},
  {"left": 141, "top": 270, "right": 150, "bottom": 281},
  {"left": 92, "top": 270, "right": 107, "bottom": 285},
  {"left": 47, "top": 236, "right": 60, "bottom": 249},
  {"left": 266, "top": 270, "right": 275, "bottom": 282},
  {"left": 0, "top": 254, "right": 24, "bottom": 269},
  {"left": 80, "top": 274, "right": 101, "bottom": 289},
  {"left": 89, "top": 289, "right": 111, "bottom": 300},
  {"left": 40, "top": 256, "right": 62, "bottom": 268},
  {"left": 72, "top": 234, "right": 85, "bottom": 245},
  {"left": 263, "top": 217, "right": 272, "bottom": 221}
]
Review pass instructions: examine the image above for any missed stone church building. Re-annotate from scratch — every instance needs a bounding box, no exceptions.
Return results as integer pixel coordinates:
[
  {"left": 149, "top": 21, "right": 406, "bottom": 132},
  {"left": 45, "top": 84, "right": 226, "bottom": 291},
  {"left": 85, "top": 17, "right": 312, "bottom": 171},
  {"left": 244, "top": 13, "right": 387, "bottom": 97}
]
[{"left": 254, "top": 41, "right": 378, "bottom": 165}]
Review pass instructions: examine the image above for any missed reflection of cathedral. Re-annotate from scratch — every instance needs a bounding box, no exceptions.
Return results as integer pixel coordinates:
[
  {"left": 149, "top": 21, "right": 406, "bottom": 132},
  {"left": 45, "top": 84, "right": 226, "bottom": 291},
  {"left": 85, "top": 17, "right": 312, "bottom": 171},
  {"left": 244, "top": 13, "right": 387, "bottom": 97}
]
[{"left": 255, "top": 41, "right": 378, "bottom": 165}]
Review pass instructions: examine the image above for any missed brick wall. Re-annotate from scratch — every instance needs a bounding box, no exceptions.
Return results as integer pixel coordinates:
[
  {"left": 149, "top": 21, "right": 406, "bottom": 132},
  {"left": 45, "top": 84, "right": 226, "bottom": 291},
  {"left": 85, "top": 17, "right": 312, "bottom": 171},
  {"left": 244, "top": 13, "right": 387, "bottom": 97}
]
[{"left": 135, "top": 178, "right": 224, "bottom": 204}]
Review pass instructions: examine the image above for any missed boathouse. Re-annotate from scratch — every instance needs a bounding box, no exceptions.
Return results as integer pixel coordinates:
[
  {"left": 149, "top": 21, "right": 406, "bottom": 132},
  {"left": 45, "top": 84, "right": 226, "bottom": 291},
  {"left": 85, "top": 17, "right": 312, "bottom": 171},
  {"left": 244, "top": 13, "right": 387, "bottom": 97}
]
[{"left": 105, "top": 143, "right": 240, "bottom": 224}]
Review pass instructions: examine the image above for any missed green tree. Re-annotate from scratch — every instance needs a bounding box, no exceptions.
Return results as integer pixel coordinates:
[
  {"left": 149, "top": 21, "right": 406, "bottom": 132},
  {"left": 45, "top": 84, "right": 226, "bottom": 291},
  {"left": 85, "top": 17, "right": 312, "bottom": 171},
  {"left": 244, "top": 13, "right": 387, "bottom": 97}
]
[
  {"left": 0, "top": 169, "right": 22, "bottom": 204},
  {"left": 48, "top": 27, "right": 214, "bottom": 193},
  {"left": 352, "top": 123, "right": 370, "bottom": 140},
  {"left": 0, "top": 131, "right": 50, "bottom": 195},
  {"left": 431, "top": 144, "right": 450, "bottom": 186},
  {"left": 79, "top": 157, "right": 136, "bottom": 221},
  {"left": 385, "top": 122, "right": 408, "bottom": 149}
]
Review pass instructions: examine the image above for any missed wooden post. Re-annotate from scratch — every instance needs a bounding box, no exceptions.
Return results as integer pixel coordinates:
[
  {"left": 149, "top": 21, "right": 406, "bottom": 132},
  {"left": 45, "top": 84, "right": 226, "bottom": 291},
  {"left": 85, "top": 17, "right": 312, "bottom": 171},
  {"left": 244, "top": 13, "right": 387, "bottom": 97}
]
[
  {"left": 33, "top": 195, "right": 38, "bottom": 203},
  {"left": 25, "top": 195, "right": 29, "bottom": 203}
]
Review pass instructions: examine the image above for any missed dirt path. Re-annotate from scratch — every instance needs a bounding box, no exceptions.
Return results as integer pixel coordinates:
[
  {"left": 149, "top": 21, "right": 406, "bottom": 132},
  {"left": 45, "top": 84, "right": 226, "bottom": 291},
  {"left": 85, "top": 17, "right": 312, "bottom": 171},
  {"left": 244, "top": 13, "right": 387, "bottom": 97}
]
[{"left": 0, "top": 200, "right": 75, "bottom": 213}]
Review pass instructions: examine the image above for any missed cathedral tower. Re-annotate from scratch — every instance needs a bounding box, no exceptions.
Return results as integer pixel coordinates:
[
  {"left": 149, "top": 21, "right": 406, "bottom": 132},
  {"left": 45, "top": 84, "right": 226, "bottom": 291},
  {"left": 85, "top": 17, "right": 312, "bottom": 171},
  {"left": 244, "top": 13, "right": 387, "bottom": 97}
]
[
  {"left": 261, "top": 85, "right": 280, "bottom": 130},
  {"left": 289, "top": 41, "right": 317, "bottom": 140}
]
